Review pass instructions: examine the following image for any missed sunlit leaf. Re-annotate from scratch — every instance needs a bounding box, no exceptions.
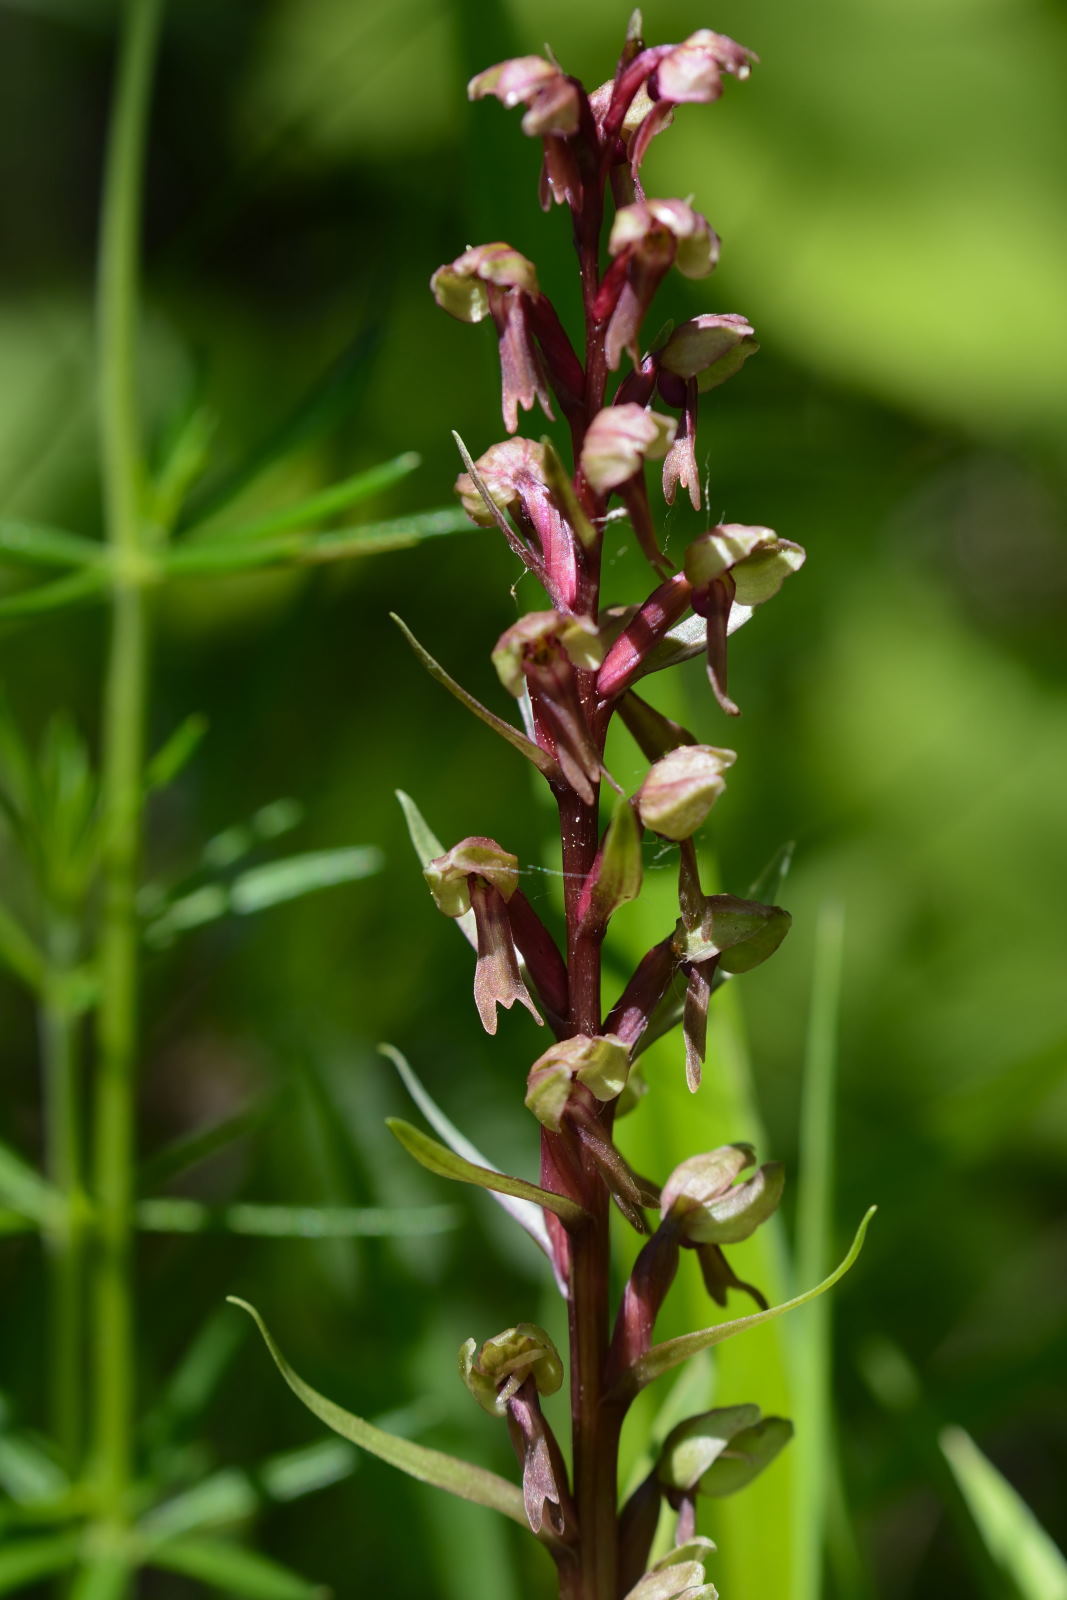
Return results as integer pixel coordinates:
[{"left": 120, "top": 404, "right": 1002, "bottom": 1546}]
[
  {"left": 0, "top": 1427, "right": 69, "bottom": 1503},
  {"left": 380, "top": 1043, "right": 563, "bottom": 1289},
  {"left": 0, "top": 520, "right": 103, "bottom": 569},
  {"left": 229, "top": 1299, "right": 538, "bottom": 1536},
  {"left": 940, "top": 1425, "right": 1067, "bottom": 1600},
  {"left": 391, "top": 614, "right": 558, "bottom": 779},
  {"left": 625, "top": 1208, "right": 876, "bottom": 1393},
  {"left": 299, "top": 507, "right": 471, "bottom": 561},
  {"left": 387, "top": 1117, "right": 588, "bottom": 1228},
  {"left": 147, "top": 1536, "right": 324, "bottom": 1600}
]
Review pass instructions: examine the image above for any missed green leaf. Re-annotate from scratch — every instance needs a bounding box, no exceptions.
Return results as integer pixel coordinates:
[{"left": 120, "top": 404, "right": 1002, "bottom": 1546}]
[
  {"left": 0, "top": 1534, "right": 80, "bottom": 1594},
  {"left": 791, "top": 903, "right": 846, "bottom": 1600},
  {"left": 136, "top": 1197, "right": 458, "bottom": 1238},
  {"left": 0, "top": 1138, "right": 58, "bottom": 1225},
  {"left": 185, "top": 453, "right": 421, "bottom": 541},
  {"left": 0, "top": 568, "right": 108, "bottom": 620},
  {"left": 164, "top": 535, "right": 305, "bottom": 574},
  {"left": 580, "top": 796, "right": 642, "bottom": 930},
  {"left": 625, "top": 1208, "right": 877, "bottom": 1394},
  {"left": 0, "top": 520, "right": 103, "bottom": 570},
  {"left": 387, "top": 1117, "right": 589, "bottom": 1229},
  {"left": 228, "top": 1298, "right": 539, "bottom": 1538},
  {"left": 145, "top": 713, "right": 208, "bottom": 792},
  {"left": 148, "top": 402, "right": 218, "bottom": 533},
  {"left": 147, "top": 1536, "right": 325, "bottom": 1600},
  {"left": 940, "top": 1425, "right": 1067, "bottom": 1600},
  {"left": 141, "top": 1304, "right": 248, "bottom": 1455},
  {"left": 0, "top": 1428, "right": 70, "bottom": 1503},
  {"left": 391, "top": 614, "right": 559, "bottom": 780},
  {"left": 229, "top": 847, "right": 382, "bottom": 913},
  {"left": 380, "top": 1043, "right": 562, "bottom": 1286}
]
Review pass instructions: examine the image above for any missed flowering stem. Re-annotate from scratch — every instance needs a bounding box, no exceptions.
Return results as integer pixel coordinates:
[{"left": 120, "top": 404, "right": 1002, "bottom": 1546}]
[{"left": 92, "top": 0, "right": 164, "bottom": 1564}]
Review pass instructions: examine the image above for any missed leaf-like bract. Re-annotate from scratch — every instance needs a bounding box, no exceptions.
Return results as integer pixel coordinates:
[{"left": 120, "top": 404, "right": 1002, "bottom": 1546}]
[{"left": 387, "top": 1118, "right": 589, "bottom": 1229}]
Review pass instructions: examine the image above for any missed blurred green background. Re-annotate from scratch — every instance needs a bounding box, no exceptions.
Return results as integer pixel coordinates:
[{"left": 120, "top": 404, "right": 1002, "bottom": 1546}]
[{"left": 1, "top": 0, "right": 1065, "bottom": 1596}]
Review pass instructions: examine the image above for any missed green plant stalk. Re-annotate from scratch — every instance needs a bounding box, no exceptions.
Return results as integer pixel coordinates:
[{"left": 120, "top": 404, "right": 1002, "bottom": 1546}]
[
  {"left": 39, "top": 914, "right": 85, "bottom": 1470},
  {"left": 92, "top": 0, "right": 165, "bottom": 1546}
]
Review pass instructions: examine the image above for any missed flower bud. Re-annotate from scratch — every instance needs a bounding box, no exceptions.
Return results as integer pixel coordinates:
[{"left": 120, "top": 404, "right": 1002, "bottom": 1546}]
[
  {"left": 609, "top": 199, "right": 720, "bottom": 281},
  {"left": 459, "top": 1323, "right": 564, "bottom": 1416},
  {"left": 468, "top": 56, "right": 581, "bottom": 137},
  {"left": 659, "top": 314, "right": 758, "bottom": 392},
  {"left": 525, "top": 1033, "right": 631, "bottom": 1130},
  {"left": 637, "top": 745, "right": 736, "bottom": 840},
  {"left": 660, "top": 1146, "right": 784, "bottom": 1244},
  {"left": 653, "top": 30, "right": 757, "bottom": 104},
  {"left": 424, "top": 837, "right": 519, "bottom": 917},
  {"left": 580, "top": 404, "right": 676, "bottom": 494},
  {"left": 431, "top": 243, "right": 539, "bottom": 323},
  {"left": 656, "top": 1405, "right": 761, "bottom": 1491},
  {"left": 454, "top": 438, "right": 546, "bottom": 526},
  {"left": 577, "top": 796, "right": 643, "bottom": 931},
  {"left": 657, "top": 1407, "right": 793, "bottom": 1499},
  {"left": 491, "top": 612, "right": 601, "bottom": 698}
]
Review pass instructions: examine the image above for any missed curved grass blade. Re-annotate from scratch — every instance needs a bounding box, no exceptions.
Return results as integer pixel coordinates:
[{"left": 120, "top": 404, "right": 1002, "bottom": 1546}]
[
  {"left": 940, "top": 1425, "right": 1067, "bottom": 1600},
  {"left": 228, "top": 847, "right": 382, "bottom": 913},
  {"left": 146, "top": 1536, "right": 324, "bottom": 1600},
  {"left": 138, "top": 1101, "right": 267, "bottom": 1191},
  {"left": 388, "top": 1117, "right": 588, "bottom": 1229},
  {"left": 136, "top": 1197, "right": 457, "bottom": 1238},
  {"left": 183, "top": 452, "right": 421, "bottom": 542},
  {"left": 624, "top": 1208, "right": 877, "bottom": 1394},
  {"left": 0, "top": 1534, "right": 80, "bottom": 1595},
  {"left": 381, "top": 1043, "right": 563, "bottom": 1291},
  {"left": 228, "top": 1298, "right": 539, "bottom": 1538},
  {"left": 391, "top": 614, "right": 559, "bottom": 780},
  {"left": 0, "top": 521, "right": 103, "bottom": 570}
]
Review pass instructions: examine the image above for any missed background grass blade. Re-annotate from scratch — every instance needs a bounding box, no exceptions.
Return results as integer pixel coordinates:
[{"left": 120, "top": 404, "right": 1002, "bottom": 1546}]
[
  {"left": 791, "top": 902, "right": 847, "bottom": 1600},
  {"left": 136, "top": 1197, "right": 458, "bottom": 1238},
  {"left": 147, "top": 1536, "right": 325, "bottom": 1600},
  {"left": 183, "top": 452, "right": 421, "bottom": 541},
  {"left": 940, "top": 1425, "right": 1067, "bottom": 1600},
  {"left": 0, "top": 1535, "right": 80, "bottom": 1595}
]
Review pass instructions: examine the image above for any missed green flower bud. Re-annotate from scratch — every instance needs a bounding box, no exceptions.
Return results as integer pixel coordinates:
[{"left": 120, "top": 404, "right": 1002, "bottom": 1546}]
[
  {"left": 660, "top": 1146, "right": 784, "bottom": 1244},
  {"left": 525, "top": 1033, "right": 631, "bottom": 1129},
  {"left": 580, "top": 404, "right": 676, "bottom": 494},
  {"left": 431, "top": 243, "right": 540, "bottom": 324},
  {"left": 459, "top": 1323, "right": 564, "bottom": 1416},
  {"left": 636, "top": 745, "right": 736, "bottom": 840},
  {"left": 424, "top": 837, "right": 519, "bottom": 917},
  {"left": 656, "top": 1405, "right": 761, "bottom": 1491},
  {"left": 659, "top": 314, "right": 758, "bottom": 391}
]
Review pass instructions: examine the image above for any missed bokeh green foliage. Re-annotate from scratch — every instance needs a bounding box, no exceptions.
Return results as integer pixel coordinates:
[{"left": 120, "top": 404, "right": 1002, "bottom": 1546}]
[{"left": 1, "top": 0, "right": 1065, "bottom": 1596}]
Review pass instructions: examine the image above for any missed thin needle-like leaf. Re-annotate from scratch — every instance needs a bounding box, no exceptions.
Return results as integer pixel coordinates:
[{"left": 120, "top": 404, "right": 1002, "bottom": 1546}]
[
  {"left": 0, "top": 568, "right": 108, "bottom": 621},
  {"left": 624, "top": 1208, "right": 877, "bottom": 1394},
  {"left": 380, "top": 1043, "right": 564, "bottom": 1290},
  {"left": 146, "top": 1536, "right": 325, "bottom": 1600},
  {"left": 229, "top": 1299, "right": 542, "bottom": 1539},
  {"left": 387, "top": 1118, "right": 589, "bottom": 1229},
  {"left": 0, "top": 905, "right": 46, "bottom": 992},
  {"left": 0, "top": 520, "right": 104, "bottom": 569},
  {"left": 0, "top": 1139, "right": 59, "bottom": 1225},
  {"left": 183, "top": 452, "right": 421, "bottom": 541},
  {"left": 0, "top": 1535, "right": 80, "bottom": 1595},
  {"left": 391, "top": 614, "right": 559, "bottom": 780}
]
